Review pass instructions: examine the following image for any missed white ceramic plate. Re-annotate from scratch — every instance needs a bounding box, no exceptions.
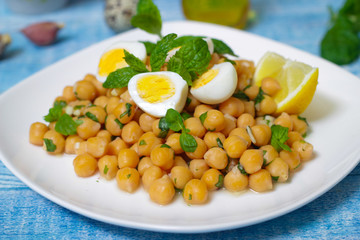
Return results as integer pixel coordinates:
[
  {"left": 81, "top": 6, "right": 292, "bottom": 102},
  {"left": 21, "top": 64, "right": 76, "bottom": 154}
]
[{"left": 1, "top": 21, "right": 359, "bottom": 233}]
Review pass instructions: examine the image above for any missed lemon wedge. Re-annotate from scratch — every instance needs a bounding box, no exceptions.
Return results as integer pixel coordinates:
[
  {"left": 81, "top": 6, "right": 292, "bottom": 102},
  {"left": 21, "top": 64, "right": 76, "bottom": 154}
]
[{"left": 254, "top": 52, "right": 318, "bottom": 115}]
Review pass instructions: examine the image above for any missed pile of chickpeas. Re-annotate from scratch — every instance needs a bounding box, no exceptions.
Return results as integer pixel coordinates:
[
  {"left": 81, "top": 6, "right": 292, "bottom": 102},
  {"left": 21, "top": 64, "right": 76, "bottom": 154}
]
[{"left": 29, "top": 53, "right": 314, "bottom": 205}]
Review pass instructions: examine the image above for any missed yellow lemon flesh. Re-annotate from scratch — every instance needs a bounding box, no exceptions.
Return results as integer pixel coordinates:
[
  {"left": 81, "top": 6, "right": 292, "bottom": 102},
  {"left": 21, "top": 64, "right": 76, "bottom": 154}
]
[
  {"left": 137, "top": 74, "right": 175, "bottom": 103},
  {"left": 254, "top": 52, "right": 318, "bottom": 115}
]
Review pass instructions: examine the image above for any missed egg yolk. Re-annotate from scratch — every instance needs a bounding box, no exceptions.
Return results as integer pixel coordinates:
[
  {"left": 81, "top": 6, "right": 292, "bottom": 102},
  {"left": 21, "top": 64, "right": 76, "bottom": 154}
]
[
  {"left": 98, "top": 48, "right": 127, "bottom": 77},
  {"left": 192, "top": 69, "right": 219, "bottom": 89},
  {"left": 137, "top": 75, "right": 175, "bottom": 103}
]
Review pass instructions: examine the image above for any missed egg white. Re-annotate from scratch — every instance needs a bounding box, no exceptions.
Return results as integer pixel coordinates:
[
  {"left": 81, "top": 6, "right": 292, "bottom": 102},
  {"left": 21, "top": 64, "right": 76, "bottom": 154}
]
[
  {"left": 190, "top": 62, "right": 237, "bottom": 104},
  {"left": 128, "top": 71, "right": 188, "bottom": 117}
]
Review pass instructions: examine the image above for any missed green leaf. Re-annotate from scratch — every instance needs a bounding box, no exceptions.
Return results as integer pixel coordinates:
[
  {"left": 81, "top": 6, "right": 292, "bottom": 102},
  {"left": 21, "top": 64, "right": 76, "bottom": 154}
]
[
  {"left": 254, "top": 87, "right": 265, "bottom": 105},
  {"left": 103, "top": 67, "right": 139, "bottom": 89},
  {"left": 172, "top": 35, "right": 204, "bottom": 48},
  {"left": 199, "top": 111, "right": 208, "bottom": 125},
  {"left": 150, "top": 33, "right": 177, "bottom": 71},
  {"left": 123, "top": 49, "right": 149, "bottom": 73},
  {"left": 158, "top": 117, "right": 170, "bottom": 138},
  {"left": 120, "top": 103, "right": 132, "bottom": 118},
  {"left": 114, "top": 119, "right": 124, "bottom": 129},
  {"left": 43, "top": 138, "right": 56, "bottom": 152},
  {"left": 74, "top": 105, "right": 85, "bottom": 110},
  {"left": 272, "top": 176, "right": 279, "bottom": 182},
  {"left": 55, "top": 114, "right": 82, "bottom": 136},
  {"left": 180, "top": 132, "right": 197, "bottom": 152},
  {"left": 104, "top": 165, "right": 109, "bottom": 174},
  {"left": 270, "top": 125, "right": 292, "bottom": 152},
  {"left": 139, "top": 139, "right": 147, "bottom": 146},
  {"left": 131, "top": 0, "right": 162, "bottom": 38},
  {"left": 233, "top": 90, "right": 250, "bottom": 101},
  {"left": 44, "top": 100, "right": 67, "bottom": 122},
  {"left": 339, "top": 0, "right": 360, "bottom": 32},
  {"left": 297, "top": 115, "right": 309, "bottom": 126},
  {"left": 185, "top": 97, "right": 192, "bottom": 106},
  {"left": 141, "top": 41, "right": 156, "bottom": 55},
  {"left": 165, "top": 108, "right": 185, "bottom": 132},
  {"left": 85, "top": 112, "right": 99, "bottom": 122},
  {"left": 216, "top": 137, "right": 223, "bottom": 148},
  {"left": 167, "top": 54, "right": 192, "bottom": 85},
  {"left": 160, "top": 143, "right": 171, "bottom": 148},
  {"left": 181, "top": 112, "right": 192, "bottom": 121},
  {"left": 211, "top": 38, "right": 238, "bottom": 56},
  {"left": 237, "top": 163, "right": 248, "bottom": 175},
  {"left": 215, "top": 174, "right": 224, "bottom": 188}
]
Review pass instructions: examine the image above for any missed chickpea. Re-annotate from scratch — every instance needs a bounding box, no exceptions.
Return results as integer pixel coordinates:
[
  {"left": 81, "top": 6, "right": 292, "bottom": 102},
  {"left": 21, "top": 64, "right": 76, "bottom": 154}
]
[
  {"left": 193, "top": 104, "right": 212, "bottom": 118},
  {"left": 189, "top": 159, "right": 209, "bottom": 179},
  {"left": 203, "top": 132, "right": 226, "bottom": 149},
  {"left": 287, "top": 131, "right": 304, "bottom": 147},
  {"left": 62, "top": 86, "right": 77, "bottom": 102},
  {"left": 242, "top": 100, "right": 255, "bottom": 117},
  {"left": 149, "top": 175, "right": 175, "bottom": 205},
  {"left": 68, "top": 100, "right": 91, "bottom": 116},
  {"left": 237, "top": 113, "right": 255, "bottom": 128},
  {"left": 96, "top": 130, "right": 112, "bottom": 143},
  {"left": 290, "top": 115, "right": 308, "bottom": 136},
  {"left": 73, "top": 153, "right": 97, "bottom": 177},
  {"left": 84, "top": 73, "right": 107, "bottom": 96},
  {"left": 98, "top": 155, "right": 118, "bottom": 180},
  {"left": 265, "top": 157, "right": 289, "bottom": 183},
  {"left": 274, "top": 112, "right": 293, "bottom": 130},
  {"left": 257, "top": 95, "right": 277, "bottom": 116},
  {"left": 292, "top": 140, "right": 313, "bottom": 161},
  {"left": 185, "top": 93, "right": 201, "bottom": 112},
  {"left": 85, "top": 106, "right": 106, "bottom": 124},
  {"left": 93, "top": 96, "right": 109, "bottom": 109},
  {"left": 73, "top": 80, "right": 97, "bottom": 101},
  {"left": 260, "top": 145, "right": 279, "bottom": 165},
  {"left": 106, "top": 88, "right": 127, "bottom": 97},
  {"left": 43, "top": 130, "right": 65, "bottom": 154},
  {"left": 105, "top": 114, "right": 123, "bottom": 136},
  {"left": 240, "top": 149, "right": 264, "bottom": 174},
  {"left": 113, "top": 102, "right": 136, "bottom": 124},
  {"left": 280, "top": 149, "right": 301, "bottom": 170},
  {"left": 150, "top": 144, "right": 174, "bottom": 170},
  {"left": 139, "top": 113, "right": 157, "bottom": 132},
  {"left": 132, "top": 108, "right": 144, "bottom": 123},
  {"left": 244, "top": 85, "right": 259, "bottom": 100},
  {"left": 219, "top": 97, "right": 244, "bottom": 118},
  {"left": 65, "top": 135, "right": 84, "bottom": 154},
  {"left": 142, "top": 166, "right": 164, "bottom": 191},
  {"left": 174, "top": 156, "right": 188, "bottom": 168},
  {"left": 184, "top": 117, "right": 206, "bottom": 138},
  {"left": 221, "top": 114, "right": 237, "bottom": 137},
  {"left": 250, "top": 124, "right": 271, "bottom": 147},
  {"left": 165, "top": 133, "right": 184, "bottom": 154},
  {"left": 120, "top": 90, "right": 135, "bottom": 105},
  {"left": 261, "top": 77, "right": 281, "bottom": 96},
  {"left": 255, "top": 115, "right": 275, "bottom": 126},
  {"left": 249, "top": 169, "right": 273, "bottom": 192},
  {"left": 224, "top": 166, "right": 248, "bottom": 192},
  {"left": 137, "top": 132, "right": 162, "bottom": 157},
  {"left": 204, "top": 147, "right": 228, "bottom": 170},
  {"left": 54, "top": 96, "right": 67, "bottom": 104},
  {"left": 183, "top": 179, "right": 208, "bottom": 205},
  {"left": 77, "top": 118, "right": 101, "bottom": 140},
  {"left": 223, "top": 135, "right": 247, "bottom": 158},
  {"left": 107, "top": 137, "right": 128, "bottom": 156},
  {"left": 106, "top": 96, "right": 121, "bottom": 114},
  {"left": 75, "top": 141, "right": 87, "bottom": 155},
  {"left": 121, "top": 121, "right": 144, "bottom": 145},
  {"left": 203, "top": 109, "right": 225, "bottom": 132},
  {"left": 86, "top": 136, "right": 108, "bottom": 158},
  {"left": 130, "top": 142, "right": 139, "bottom": 156},
  {"left": 117, "top": 148, "right": 139, "bottom": 168},
  {"left": 185, "top": 137, "right": 208, "bottom": 160},
  {"left": 229, "top": 127, "right": 251, "bottom": 147},
  {"left": 201, "top": 169, "right": 224, "bottom": 191},
  {"left": 137, "top": 156, "right": 154, "bottom": 176},
  {"left": 171, "top": 166, "right": 193, "bottom": 189},
  {"left": 29, "top": 122, "right": 49, "bottom": 146},
  {"left": 116, "top": 167, "right": 140, "bottom": 193}
]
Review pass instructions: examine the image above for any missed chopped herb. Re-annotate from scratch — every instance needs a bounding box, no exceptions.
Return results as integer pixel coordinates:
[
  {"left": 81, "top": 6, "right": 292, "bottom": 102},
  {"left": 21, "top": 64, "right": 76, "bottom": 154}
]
[
  {"left": 181, "top": 112, "right": 192, "bottom": 120},
  {"left": 243, "top": 84, "right": 251, "bottom": 91},
  {"left": 233, "top": 91, "right": 250, "bottom": 101},
  {"left": 270, "top": 125, "right": 292, "bottom": 152},
  {"left": 104, "top": 165, "right": 109, "bottom": 174},
  {"left": 216, "top": 138, "right": 223, "bottom": 148},
  {"left": 85, "top": 112, "right": 99, "bottom": 122},
  {"left": 237, "top": 163, "right": 248, "bottom": 175},
  {"left": 215, "top": 174, "right": 224, "bottom": 188},
  {"left": 161, "top": 143, "right": 171, "bottom": 148},
  {"left": 294, "top": 163, "right": 302, "bottom": 169},
  {"left": 174, "top": 187, "right": 183, "bottom": 192},
  {"left": 43, "top": 138, "right": 56, "bottom": 152},
  {"left": 126, "top": 173, "right": 132, "bottom": 179},
  {"left": 262, "top": 150, "right": 268, "bottom": 167},
  {"left": 74, "top": 105, "right": 85, "bottom": 110},
  {"left": 174, "top": 178, "right": 177, "bottom": 184},
  {"left": 272, "top": 176, "right": 279, "bottom": 182},
  {"left": 254, "top": 87, "right": 265, "bottom": 105},
  {"left": 186, "top": 97, "right": 192, "bottom": 106},
  {"left": 199, "top": 111, "right": 208, "bottom": 125},
  {"left": 298, "top": 116, "right": 309, "bottom": 126},
  {"left": 188, "top": 194, "right": 192, "bottom": 200},
  {"left": 114, "top": 119, "right": 124, "bottom": 129},
  {"left": 139, "top": 140, "right": 147, "bottom": 146},
  {"left": 55, "top": 114, "right": 83, "bottom": 136},
  {"left": 302, "top": 132, "right": 308, "bottom": 138},
  {"left": 120, "top": 103, "right": 132, "bottom": 118},
  {"left": 264, "top": 159, "right": 274, "bottom": 167}
]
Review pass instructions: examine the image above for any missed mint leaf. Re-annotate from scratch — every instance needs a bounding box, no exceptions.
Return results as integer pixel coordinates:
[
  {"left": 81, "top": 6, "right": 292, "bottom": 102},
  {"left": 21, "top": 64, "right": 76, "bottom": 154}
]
[
  {"left": 180, "top": 132, "right": 197, "bottom": 152},
  {"left": 55, "top": 114, "right": 82, "bottom": 136},
  {"left": 141, "top": 41, "right": 156, "bottom": 55},
  {"left": 165, "top": 108, "right": 185, "bottom": 132},
  {"left": 270, "top": 125, "right": 292, "bottom": 152},
  {"left": 43, "top": 138, "right": 56, "bottom": 152},
  {"left": 181, "top": 112, "right": 192, "bottom": 120},
  {"left": 150, "top": 33, "right": 177, "bottom": 71},
  {"left": 103, "top": 67, "right": 138, "bottom": 89},
  {"left": 167, "top": 54, "right": 192, "bottom": 85},
  {"left": 158, "top": 117, "right": 170, "bottom": 138},
  {"left": 131, "top": 0, "right": 162, "bottom": 38},
  {"left": 211, "top": 38, "right": 237, "bottom": 56},
  {"left": 124, "top": 49, "right": 149, "bottom": 73},
  {"left": 172, "top": 35, "right": 204, "bottom": 48},
  {"left": 44, "top": 100, "right": 67, "bottom": 122}
]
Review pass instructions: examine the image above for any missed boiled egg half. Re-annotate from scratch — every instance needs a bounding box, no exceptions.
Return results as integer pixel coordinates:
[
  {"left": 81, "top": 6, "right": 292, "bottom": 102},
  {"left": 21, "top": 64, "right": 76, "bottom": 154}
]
[
  {"left": 127, "top": 72, "right": 188, "bottom": 117},
  {"left": 97, "top": 41, "right": 147, "bottom": 81},
  {"left": 190, "top": 62, "right": 237, "bottom": 104}
]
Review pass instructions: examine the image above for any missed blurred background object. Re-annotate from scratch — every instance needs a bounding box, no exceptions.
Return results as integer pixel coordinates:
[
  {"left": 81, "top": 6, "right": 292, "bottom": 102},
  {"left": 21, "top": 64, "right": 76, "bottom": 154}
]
[
  {"left": 182, "top": 0, "right": 250, "bottom": 29},
  {"left": 105, "top": 0, "right": 139, "bottom": 33},
  {"left": 5, "top": 0, "right": 69, "bottom": 14}
]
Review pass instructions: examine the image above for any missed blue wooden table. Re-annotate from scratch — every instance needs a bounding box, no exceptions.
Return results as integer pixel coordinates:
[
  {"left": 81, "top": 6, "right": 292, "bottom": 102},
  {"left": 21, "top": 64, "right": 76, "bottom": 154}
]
[{"left": 1, "top": 0, "right": 359, "bottom": 238}]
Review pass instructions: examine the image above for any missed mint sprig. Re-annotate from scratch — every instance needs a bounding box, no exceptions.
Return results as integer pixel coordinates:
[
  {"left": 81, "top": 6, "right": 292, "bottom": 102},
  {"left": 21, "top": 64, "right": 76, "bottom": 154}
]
[
  {"left": 103, "top": 67, "right": 139, "bottom": 89},
  {"left": 150, "top": 33, "right": 177, "bottom": 71},
  {"left": 131, "top": 0, "right": 162, "bottom": 38},
  {"left": 123, "top": 49, "right": 149, "bottom": 73}
]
